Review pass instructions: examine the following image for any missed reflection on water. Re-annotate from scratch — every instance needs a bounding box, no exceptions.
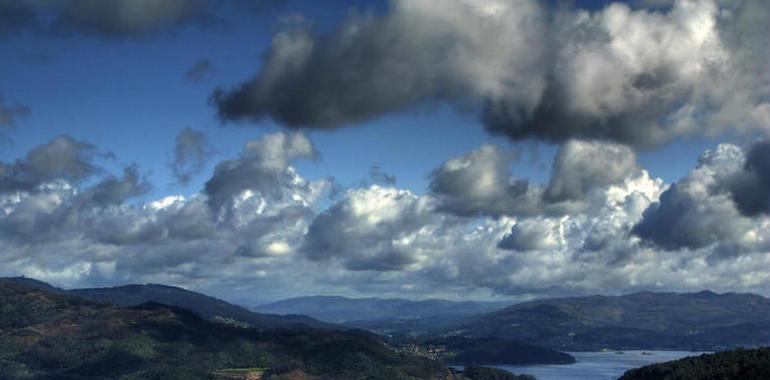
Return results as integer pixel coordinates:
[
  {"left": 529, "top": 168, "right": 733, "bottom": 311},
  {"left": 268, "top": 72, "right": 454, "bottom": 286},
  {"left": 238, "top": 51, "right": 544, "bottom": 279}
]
[{"left": 492, "top": 351, "right": 706, "bottom": 380}]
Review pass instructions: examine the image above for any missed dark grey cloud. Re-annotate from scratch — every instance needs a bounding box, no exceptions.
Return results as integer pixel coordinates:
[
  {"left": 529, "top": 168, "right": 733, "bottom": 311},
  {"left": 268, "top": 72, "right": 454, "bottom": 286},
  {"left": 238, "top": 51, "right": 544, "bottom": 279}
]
[
  {"left": 55, "top": 166, "right": 151, "bottom": 242},
  {"left": 0, "top": 0, "right": 39, "bottom": 38},
  {"left": 185, "top": 58, "right": 215, "bottom": 82},
  {"left": 0, "top": 135, "right": 100, "bottom": 193},
  {"left": 203, "top": 132, "right": 317, "bottom": 216},
  {"left": 724, "top": 141, "right": 770, "bottom": 217},
  {"left": 211, "top": 2, "right": 545, "bottom": 129},
  {"left": 171, "top": 128, "right": 211, "bottom": 185},
  {"left": 82, "top": 165, "right": 151, "bottom": 207},
  {"left": 428, "top": 140, "right": 631, "bottom": 218},
  {"left": 428, "top": 144, "right": 541, "bottom": 218},
  {"left": 633, "top": 183, "right": 734, "bottom": 250},
  {"left": 212, "top": 0, "right": 769, "bottom": 148},
  {"left": 633, "top": 144, "right": 750, "bottom": 250},
  {"left": 0, "top": 142, "right": 149, "bottom": 244},
  {"left": 89, "top": 196, "right": 214, "bottom": 247},
  {"left": 0, "top": 0, "right": 281, "bottom": 39},
  {"left": 153, "top": 197, "right": 216, "bottom": 242},
  {"left": 51, "top": 0, "right": 214, "bottom": 37},
  {"left": 0, "top": 100, "right": 30, "bottom": 127},
  {"left": 545, "top": 140, "right": 639, "bottom": 203},
  {"left": 633, "top": 140, "right": 770, "bottom": 251}
]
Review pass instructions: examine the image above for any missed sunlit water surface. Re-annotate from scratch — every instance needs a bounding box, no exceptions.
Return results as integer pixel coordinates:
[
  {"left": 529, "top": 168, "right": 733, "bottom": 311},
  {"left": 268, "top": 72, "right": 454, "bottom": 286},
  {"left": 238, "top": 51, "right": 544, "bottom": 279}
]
[{"left": 488, "top": 351, "right": 706, "bottom": 380}]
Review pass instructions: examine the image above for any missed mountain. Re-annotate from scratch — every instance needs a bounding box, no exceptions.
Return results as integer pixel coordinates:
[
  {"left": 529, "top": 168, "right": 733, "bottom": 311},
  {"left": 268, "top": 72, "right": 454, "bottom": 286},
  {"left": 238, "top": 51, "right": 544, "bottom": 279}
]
[
  {"left": 70, "top": 283, "right": 338, "bottom": 330},
  {"left": 344, "top": 313, "right": 483, "bottom": 339},
  {"left": 2, "top": 276, "right": 66, "bottom": 293},
  {"left": 254, "top": 295, "right": 509, "bottom": 324},
  {"left": 455, "top": 291, "right": 770, "bottom": 351},
  {"left": 0, "top": 278, "right": 453, "bottom": 379},
  {"left": 254, "top": 295, "right": 576, "bottom": 366},
  {"left": 619, "top": 347, "right": 770, "bottom": 380}
]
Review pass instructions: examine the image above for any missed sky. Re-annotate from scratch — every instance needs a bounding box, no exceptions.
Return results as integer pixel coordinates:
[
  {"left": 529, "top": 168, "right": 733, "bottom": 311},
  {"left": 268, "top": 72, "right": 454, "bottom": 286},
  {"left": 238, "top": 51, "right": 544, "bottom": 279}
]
[{"left": 0, "top": 0, "right": 769, "bottom": 305}]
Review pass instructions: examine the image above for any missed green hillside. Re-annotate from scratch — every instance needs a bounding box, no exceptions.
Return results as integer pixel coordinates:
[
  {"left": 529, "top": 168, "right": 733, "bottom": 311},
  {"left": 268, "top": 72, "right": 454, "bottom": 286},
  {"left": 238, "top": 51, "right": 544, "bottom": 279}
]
[
  {"left": 0, "top": 279, "right": 451, "bottom": 379},
  {"left": 71, "top": 283, "right": 337, "bottom": 330},
  {"left": 619, "top": 347, "right": 770, "bottom": 380}
]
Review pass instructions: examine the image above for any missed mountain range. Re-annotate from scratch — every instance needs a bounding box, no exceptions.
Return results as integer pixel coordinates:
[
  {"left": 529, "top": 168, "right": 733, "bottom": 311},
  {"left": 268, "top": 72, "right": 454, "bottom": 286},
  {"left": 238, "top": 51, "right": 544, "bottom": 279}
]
[
  {"left": 5, "top": 276, "right": 334, "bottom": 330},
  {"left": 6, "top": 275, "right": 770, "bottom": 370},
  {"left": 0, "top": 278, "right": 453, "bottom": 379},
  {"left": 72, "top": 284, "right": 337, "bottom": 330},
  {"left": 254, "top": 295, "right": 510, "bottom": 324},
  {"left": 456, "top": 291, "right": 770, "bottom": 351},
  {"left": 254, "top": 295, "right": 512, "bottom": 338},
  {"left": 254, "top": 290, "right": 770, "bottom": 351},
  {"left": 0, "top": 277, "right": 580, "bottom": 378},
  {"left": 255, "top": 291, "right": 770, "bottom": 351}
]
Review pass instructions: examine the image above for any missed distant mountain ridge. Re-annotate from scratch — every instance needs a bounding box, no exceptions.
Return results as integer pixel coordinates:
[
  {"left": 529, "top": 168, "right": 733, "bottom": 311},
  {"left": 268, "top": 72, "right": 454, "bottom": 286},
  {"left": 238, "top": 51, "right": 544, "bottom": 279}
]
[
  {"left": 254, "top": 295, "right": 510, "bottom": 323},
  {"left": 9, "top": 276, "right": 770, "bottom": 353},
  {"left": 3, "top": 277, "right": 336, "bottom": 331},
  {"left": 456, "top": 290, "right": 770, "bottom": 351},
  {"left": 0, "top": 277, "right": 577, "bottom": 370}
]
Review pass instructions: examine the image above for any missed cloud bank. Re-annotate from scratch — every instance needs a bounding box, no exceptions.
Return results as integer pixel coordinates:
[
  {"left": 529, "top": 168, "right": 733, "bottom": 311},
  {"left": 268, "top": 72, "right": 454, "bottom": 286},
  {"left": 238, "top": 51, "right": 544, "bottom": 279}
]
[
  {"left": 5, "top": 131, "right": 770, "bottom": 301},
  {"left": 213, "top": 0, "right": 770, "bottom": 148}
]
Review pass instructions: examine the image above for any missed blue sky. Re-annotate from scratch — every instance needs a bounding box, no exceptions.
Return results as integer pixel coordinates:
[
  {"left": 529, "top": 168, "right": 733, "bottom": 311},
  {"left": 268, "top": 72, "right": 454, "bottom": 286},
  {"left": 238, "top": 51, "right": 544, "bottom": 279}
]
[
  {"left": 0, "top": 0, "right": 732, "bottom": 199},
  {"left": 1, "top": 0, "right": 769, "bottom": 303}
]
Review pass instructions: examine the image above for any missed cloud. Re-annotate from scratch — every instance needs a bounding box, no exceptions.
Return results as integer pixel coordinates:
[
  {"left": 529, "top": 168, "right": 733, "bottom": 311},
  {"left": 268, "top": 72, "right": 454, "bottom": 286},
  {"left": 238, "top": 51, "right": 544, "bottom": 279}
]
[
  {"left": 212, "top": 0, "right": 769, "bottom": 148},
  {"left": 171, "top": 128, "right": 212, "bottom": 186},
  {"left": 0, "top": 135, "right": 101, "bottom": 193},
  {"left": 630, "top": 139, "right": 770, "bottom": 252},
  {"left": 212, "top": 0, "right": 546, "bottom": 129},
  {"left": 203, "top": 131, "right": 319, "bottom": 216},
  {"left": 632, "top": 144, "right": 754, "bottom": 250},
  {"left": 10, "top": 136, "right": 770, "bottom": 301},
  {"left": 7, "top": 136, "right": 770, "bottom": 302},
  {"left": 0, "top": 0, "right": 281, "bottom": 39},
  {"left": 429, "top": 140, "right": 639, "bottom": 217},
  {"left": 428, "top": 144, "right": 541, "bottom": 218},
  {"left": 51, "top": 0, "right": 215, "bottom": 37},
  {"left": 301, "top": 185, "right": 441, "bottom": 271},
  {"left": 0, "top": 151, "right": 148, "bottom": 243},
  {"left": 295, "top": 140, "right": 665, "bottom": 294},
  {"left": 81, "top": 165, "right": 151, "bottom": 207},
  {"left": 498, "top": 218, "right": 562, "bottom": 252},
  {"left": 0, "top": 133, "right": 326, "bottom": 299},
  {"left": 545, "top": 140, "right": 639, "bottom": 203},
  {"left": 633, "top": 0, "right": 741, "bottom": 9},
  {"left": 0, "top": 100, "right": 30, "bottom": 127},
  {"left": 0, "top": 0, "right": 39, "bottom": 38},
  {"left": 185, "top": 58, "right": 215, "bottom": 82},
  {"left": 724, "top": 141, "right": 770, "bottom": 217}
]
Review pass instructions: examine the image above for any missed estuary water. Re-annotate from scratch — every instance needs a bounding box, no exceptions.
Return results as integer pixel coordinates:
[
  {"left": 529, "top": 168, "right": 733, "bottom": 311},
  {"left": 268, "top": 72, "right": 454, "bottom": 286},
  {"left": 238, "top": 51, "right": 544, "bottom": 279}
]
[{"left": 491, "top": 351, "right": 706, "bottom": 380}]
